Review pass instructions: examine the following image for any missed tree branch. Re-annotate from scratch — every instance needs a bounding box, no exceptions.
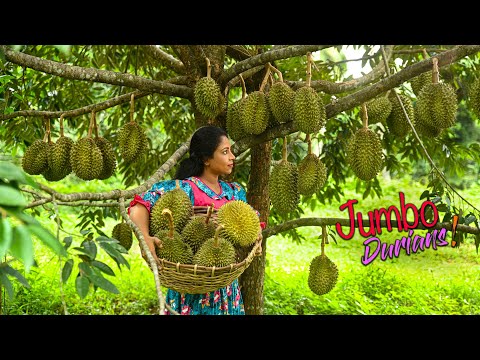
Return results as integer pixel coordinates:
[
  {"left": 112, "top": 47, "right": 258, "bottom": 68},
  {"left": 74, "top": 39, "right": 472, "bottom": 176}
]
[
  {"left": 232, "top": 45, "right": 480, "bottom": 155},
  {"left": 1, "top": 46, "right": 193, "bottom": 99},
  {"left": 218, "top": 45, "right": 333, "bottom": 88},
  {"left": 142, "top": 45, "right": 185, "bottom": 74}
]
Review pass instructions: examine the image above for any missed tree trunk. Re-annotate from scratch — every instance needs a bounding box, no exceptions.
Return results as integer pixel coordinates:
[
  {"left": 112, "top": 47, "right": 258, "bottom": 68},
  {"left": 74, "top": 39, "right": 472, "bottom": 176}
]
[{"left": 240, "top": 140, "right": 272, "bottom": 314}]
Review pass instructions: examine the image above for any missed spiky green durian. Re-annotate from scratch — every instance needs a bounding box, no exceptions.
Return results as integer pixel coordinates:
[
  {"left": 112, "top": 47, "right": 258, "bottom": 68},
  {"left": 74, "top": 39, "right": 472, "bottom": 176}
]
[
  {"left": 117, "top": 121, "right": 148, "bottom": 164},
  {"left": 194, "top": 77, "right": 224, "bottom": 119},
  {"left": 308, "top": 253, "right": 339, "bottom": 296},
  {"left": 149, "top": 185, "right": 193, "bottom": 236},
  {"left": 240, "top": 91, "right": 269, "bottom": 135},
  {"left": 386, "top": 93, "right": 414, "bottom": 138},
  {"left": 94, "top": 137, "right": 117, "bottom": 180},
  {"left": 413, "top": 105, "right": 443, "bottom": 138},
  {"left": 411, "top": 71, "right": 432, "bottom": 96},
  {"left": 22, "top": 139, "right": 49, "bottom": 175},
  {"left": 226, "top": 98, "right": 246, "bottom": 141},
  {"left": 269, "top": 160, "right": 299, "bottom": 213},
  {"left": 365, "top": 96, "right": 392, "bottom": 125},
  {"left": 416, "top": 82, "right": 458, "bottom": 130},
  {"left": 293, "top": 86, "right": 326, "bottom": 134},
  {"left": 469, "top": 78, "right": 480, "bottom": 118},
  {"left": 217, "top": 200, "right": 260, "bottom": 247},
  {"left": 193, "top": 225, "right": 236, "bottom": 267},
  {"left": 112, "top": 222, "right": 133, "bottom": 251},
  {"left": 181, "top": 214, "right": 216, "bottom": 254},
  {"left": 268, "top": 82, "right": 295, "bottom": 124},
  {"left": 298, "top": 153, "right": 327, "bottom": 197},
  {"left": 45, "top": 135, "right": 73, "bottom": 181},
  {"left": 346, "top": 127, "right": 384, "bottom": 181},
  {"left": 155, "top": 209, "right": 193, "bottom": 264},
  {"left": 70, "top": 137, "right": 104, "bottom": 180}
]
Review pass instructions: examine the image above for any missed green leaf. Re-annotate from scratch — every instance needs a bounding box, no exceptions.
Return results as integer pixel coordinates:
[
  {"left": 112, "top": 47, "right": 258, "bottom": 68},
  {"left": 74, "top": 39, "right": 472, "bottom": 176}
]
[
  {"left": 75, "top": 274, "right": 90, "bottom": 299},
  {"left": 464, "top": 215, "right": 476, "bottom": 226},
  {"left": 27, "top": 224, "right": 67, "bottom": 257},
  {"left": 98, "top": 241, "right": 130, "bottom": 270},
  {"left": 2, "top": 264, "right": 30, "bottom": 288},
  {"left": 82, "top": 239, "right": 97, "bottom": 259},
  {"left": 0, "top": 185, "right": 27, "bottom": 207},
  {"left": 78, "top": 262, "right": 94, "bottom": 277},
  {"left": 91, "top": 260, "right": 115, "bottom": 276},
  {"left": 0, "top": 218, "right": 13, "bottom": 258},
  {"left": 10, "top": 225, "right": 34, "bottom": 272},
  {"left": 88, "top": 273, "right": 119, "bottom": 294},
  {"left": 63, "top": 236, "right": 73, "bottom": 249},
  {"left": 62, "top": 259, "right": 74, "bottom": 283},
  {"left": 0, "top": 162, "right": 37, "bottom": 188},
  {"left": 419, "top": 190, "right": 429, "bottom": 200},
  {"left": 0, "top": 272, "right": 14, "bottom": 299}
]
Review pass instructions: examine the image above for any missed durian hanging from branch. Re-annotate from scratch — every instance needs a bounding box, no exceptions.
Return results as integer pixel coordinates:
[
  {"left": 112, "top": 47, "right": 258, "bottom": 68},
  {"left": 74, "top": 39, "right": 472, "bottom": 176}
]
[
  {"left": 346, "top": 103, "right": 384, "bottom": 181},
  {"left": 365, "top": 91, "right": 392, "bottom": 125},
  {"left": 42, "top": 116, "right": 73, "bottom": 182},
  {"left": 415, "top": 57, "right": 458, "bottom": 132},
  {"left": 410, "top": 49, "right": 433, "bottom": 97},
  {"left": 297, "top": 133, "right": 327, "bottom": 197},
  {"left": 117, "top": 93, "right": 148, "bottom": 164},
  {"left": 293, "top": 52, "right": 326, "bottom": 135},
  {"left": 268, "top": 136, "right": 299, "bottom": 214},
  {"left": 22, "top": 119, "right": 49, "bottom": 176},
  {"left": 112, "top": 214, "right": 133, "bottom": 251},
  {"left": 194, "top": 57, "right": 226, "bottom": 121},
  {"left": 267, "top": 63, "right": 295, "bottom": 124},
  {"left": 92, "top": 111, "right": 117, "bottom": 180},
  {"left": 308, "top": 225, "right": 339, "bottom": 296},
  {"left": 239, "top": 64, "right": 271, "bottom": 135}
]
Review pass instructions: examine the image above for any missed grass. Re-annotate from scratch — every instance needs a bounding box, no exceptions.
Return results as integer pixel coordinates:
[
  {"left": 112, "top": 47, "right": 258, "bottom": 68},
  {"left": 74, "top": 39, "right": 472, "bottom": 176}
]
[{"left": 2, "top": 175, "right": 480, "bottom": 315}]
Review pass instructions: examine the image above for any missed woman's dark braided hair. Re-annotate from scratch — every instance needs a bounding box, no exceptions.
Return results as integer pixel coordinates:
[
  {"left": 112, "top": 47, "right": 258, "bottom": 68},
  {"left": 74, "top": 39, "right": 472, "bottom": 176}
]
[{"left": 174, "top": 126, "right": 228, "bottom": 180}]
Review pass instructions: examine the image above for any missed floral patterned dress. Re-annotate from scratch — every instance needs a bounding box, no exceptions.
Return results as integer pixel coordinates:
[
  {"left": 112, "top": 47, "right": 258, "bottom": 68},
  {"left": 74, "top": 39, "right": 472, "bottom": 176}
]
[{"left": 129, "top": 176, "right": 265, "bottom": 315}]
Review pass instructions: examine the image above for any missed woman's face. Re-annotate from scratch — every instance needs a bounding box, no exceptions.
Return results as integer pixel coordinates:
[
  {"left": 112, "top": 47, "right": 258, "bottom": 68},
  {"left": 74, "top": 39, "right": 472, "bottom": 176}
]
[{"left": 204, "top": 136, "right": 236, "bottom": 176}]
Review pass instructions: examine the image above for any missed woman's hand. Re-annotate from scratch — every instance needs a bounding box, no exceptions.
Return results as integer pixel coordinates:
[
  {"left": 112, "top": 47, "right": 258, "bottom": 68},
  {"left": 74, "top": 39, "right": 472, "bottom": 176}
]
[
  {"left": 255, "top": 229, "right": 263, "bottom": 256},
  {"left": 140, "top": 235, "right": 162, "bottom": 264}
]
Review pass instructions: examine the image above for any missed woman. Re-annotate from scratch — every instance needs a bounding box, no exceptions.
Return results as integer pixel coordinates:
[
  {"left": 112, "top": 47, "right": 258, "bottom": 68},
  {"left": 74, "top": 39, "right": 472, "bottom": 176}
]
[{"left": 128, "top": 125, "right": 265, "bottom": 315}]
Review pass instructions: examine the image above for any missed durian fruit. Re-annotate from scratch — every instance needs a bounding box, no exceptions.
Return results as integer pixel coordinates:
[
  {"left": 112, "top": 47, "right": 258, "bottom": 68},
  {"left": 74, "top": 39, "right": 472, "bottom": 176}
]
[
  {"left": 386, "top": 92, "right": 414, "bottom": 138},
  {"left": 365, "top": 95, "right": 392, "bottom": 125},
  {"left": 181, "top": 204, "right": 216, "bottom": 254},
  {"left": 217, "top": 200, "right": 260, "bottom": 247},
  {"left": 268, "top": 137, "right": 300, "bottom": 213},
  {"left": 268, "top": 80, "right": 295, "bottom": 124},
  {"left": 297, "top": 135, "right": 327, "bottom": 197},
  {"left": 308, "top": 226, "right": 339, "bottom": 296},
  {"left": 416, "top": 59, "right": 458, "bottom": 130},
  {"left": 117, "top": 121, "right": 148, "bottom": 164},
  {"left": 469, "top": 77, "right": 480, "bottom": 118},
  {"left": 22, "top": 139, "right": 49, "bottom": 175},
  {"left": 70, "top": 136, "right": 104, "bottom": 180},
  {"left": 346, "top": 106, "right": 384, "bottom": 181},
  {"left": 293, "top": 86, "right": 326, "bottom": 134},
  {"left": 112, "top": 222, "right": 133, "bottom": 251},
  {"left": 149, "top": 180, "right": 193, "bottom": 236},
  {"left": 240, "top": 90, "right": 269, "bottom": 135},
  {"left": 226, "top": 97, "right": 246, "bottom": 141},
  {"left": 45, "top": 134, "right": 74, "bottom": 181},
  {"left": 413, "top": 105, "right": 443, "bottom": 138},
  {"left": 193, "top": 224, "right": 236, "bottom": 267},
  {"left": 308, "top": 253, "right": 339, "bottom": 296},
  {"left": 155, "top": 209, "right": 193, "bottom": 264},
  {"left": 194, "top": 58, "right": 224, "bottom": 120},
  {"left": 94, "top": 136, "right": 117, "bottom": 180},
  {"left": 411, "top": 70, "right": 433, "bottom": 96}
]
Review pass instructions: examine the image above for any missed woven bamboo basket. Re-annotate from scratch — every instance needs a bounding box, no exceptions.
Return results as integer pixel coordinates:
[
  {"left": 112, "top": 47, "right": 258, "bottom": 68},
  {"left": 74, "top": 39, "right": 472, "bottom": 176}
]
[{"left": 155, "top": 205, "right": 262, "bottom": 294}]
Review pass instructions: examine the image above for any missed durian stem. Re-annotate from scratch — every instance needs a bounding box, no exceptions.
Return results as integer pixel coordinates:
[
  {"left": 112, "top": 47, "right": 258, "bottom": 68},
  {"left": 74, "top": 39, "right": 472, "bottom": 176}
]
[
  {"left": 306, "top": 134, "right": 312, "bottom": 155},
  {"left": 214, "top": 224, "right": 224, "bottom": 248},
  {"left": 259, "top": 63, "right": 271, "bottom": 92},
  {"left": 321, "top": 225, "right": 326, "bottom": 255},
  {"left": 87, "top": 111, "right": 94, "bottom": 138},
  {"left": 92, "top": 111, "right": 99, "bottom": 138},
  {"left": 205, "top": 57, "right": 211, "bottom": 78},
  {"left": 422, "top": 48, "right": 430, "bottom": 59},
  {"left": 432, "top": 57, "right": 439, "bottom": 84},
  {"left": 268, "top": 63, "right": 284, "bottom": 82},
  {"left": 130, "top": 93, "right": 135, "bottom": 123},
  {"left": 175, "top": 179, "right": 180, "bottom": 189},
  {"left": 59, "top": 114, "right": 65, "bottom": 137},
  {"left": 46, "top": 117, "right": 51, "bottom": 144},
  {"left": 205, "top": 203, "right": 214, "bottom": 224},
  {"left": 239, "top": 74, "right": 246, "bottom": 100},
  {"left": 306, "top": 52, "right": 313, "bottom": 88},
  {"left": 282, "top": 136, "right": 288, "bottom": 162},
  {"left": 162, "top": 208, "right": 174, "bottom": 238},
  {"left": 361, "top": 103, "right": 368, "bottom": 128}
]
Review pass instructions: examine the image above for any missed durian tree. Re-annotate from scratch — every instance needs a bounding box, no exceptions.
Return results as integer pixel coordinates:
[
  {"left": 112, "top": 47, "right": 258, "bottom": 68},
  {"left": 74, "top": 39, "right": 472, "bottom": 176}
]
[{"left": 1, "top": 45, "right": 480, "bottom": 315}]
